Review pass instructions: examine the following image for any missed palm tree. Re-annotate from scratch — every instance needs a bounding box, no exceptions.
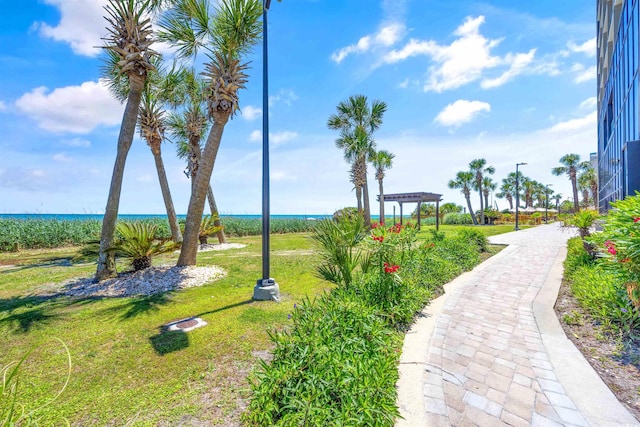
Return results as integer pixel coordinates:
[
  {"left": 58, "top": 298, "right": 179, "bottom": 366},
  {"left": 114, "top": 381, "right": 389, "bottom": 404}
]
[
  {"left": 482, "top": 176, "right": 497, "bottom": 210},
  {"left": 448, "top": 171, "right": 478, "bottom": 225},
  {"left": 328, "top": 95, "right": 387, "bottom": 228},
  {"left": 522, "top": 178, "right": 537, "bottom": 208},
  {"left": 138, "top": 87, "right": 182, "bottom": 242},
  {"left": 553, "top": 193, "right": 562, "bottom": 210},
  {"left": 469, "top": 158, "right": 495, "bottom": 225},
  {"left": 96, "top": 0, "right": 159, "bottom": 281},
  {"left": 578, "top": 167, "right": 598, "bottom": 209},
  {"left": 370, "top": 150, "right": 394, "bottom": 224},
  {"left": 161, "top": 0, "right": 262, "bottom": 266},
  {"left": 552, "top": 154, "right": 589, "bottom": 212},
  {"left": 496, "top": 173, "right": 519, "bottom": 210},
  {"left": 165, "top": 67, "right": 227, "bottom": 243}
]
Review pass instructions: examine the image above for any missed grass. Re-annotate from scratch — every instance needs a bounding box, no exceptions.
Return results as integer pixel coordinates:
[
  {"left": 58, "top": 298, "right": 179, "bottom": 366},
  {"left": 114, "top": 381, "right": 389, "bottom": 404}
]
[
  {"left": 416, "top": 223, "right": 531, "bottom": 238},
  {"left": 0, "top": 224, "right": 516, "bottom": 424}
]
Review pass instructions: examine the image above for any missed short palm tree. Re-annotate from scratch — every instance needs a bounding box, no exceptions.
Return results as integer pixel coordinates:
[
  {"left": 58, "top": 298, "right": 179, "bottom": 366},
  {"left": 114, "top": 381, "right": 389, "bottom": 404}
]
[
  {"left": 328, "top": 95, "right": 387, "bottom": 227},
  {"left": 96, "top": 0, "right": 159, "bottom": 281},
  {"left": 112, "top": 222, "right": 177, "bottom": 271},
  {"left": 469, "top": 158, "right": 495, "bottom": 225},
  {"left": 552, "top": 154, "right": 589, "bottom": 212},
  {"left": 578, "top": 167, "right": 598, "bottom": 209},
  {"left": 496, "top": 173, "right": 519, "bottom": 210},
  {"left": 160, "top": 0, "right": 263, "bottom": 266},
  {"left": 448, "top": 171, "right": 477, "bottom": 225},
  {"left": 370, "top": 149, "right": 394, "bottom": 223},
  {"left": 482, "top": 176, "right": 497, "bottom": 210}
]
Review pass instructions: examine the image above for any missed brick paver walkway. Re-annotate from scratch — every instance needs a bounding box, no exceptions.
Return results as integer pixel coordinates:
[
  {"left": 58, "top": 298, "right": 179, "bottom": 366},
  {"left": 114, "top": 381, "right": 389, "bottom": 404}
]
[{"left": 397, "top": 223, "right": 639, "bottom": 426}]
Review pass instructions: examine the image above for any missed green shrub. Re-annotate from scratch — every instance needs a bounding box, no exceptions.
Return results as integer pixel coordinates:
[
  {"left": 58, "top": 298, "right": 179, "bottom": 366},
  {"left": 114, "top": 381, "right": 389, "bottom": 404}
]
[
  {"left": 455, "top": 228, "right": 489, "bottom": 252},
  {"left": 111, "top": 222, "right": 178, "bottom": 271},
  {"left": 443, "top": 213, "right": 473, "bottom": 225}
]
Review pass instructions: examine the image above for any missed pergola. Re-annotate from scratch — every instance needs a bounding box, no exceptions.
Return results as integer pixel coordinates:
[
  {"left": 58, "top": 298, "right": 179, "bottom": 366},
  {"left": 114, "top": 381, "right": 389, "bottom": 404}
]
[{"left": 378, "top": 192, "right": 443, "bottom": 230}]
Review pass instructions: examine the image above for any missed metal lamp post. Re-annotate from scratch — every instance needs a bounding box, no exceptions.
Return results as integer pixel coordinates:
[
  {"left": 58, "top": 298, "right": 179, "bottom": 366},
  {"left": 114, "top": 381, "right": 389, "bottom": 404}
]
[
  {"left": 253, "top": 0, "right": 280, "bottom": 302},
  {"left": 545, "top": 184, "right": 553, "bottom": 224},
  {"left": 515, "top": 162, "right": 527, "bottom": 231}
]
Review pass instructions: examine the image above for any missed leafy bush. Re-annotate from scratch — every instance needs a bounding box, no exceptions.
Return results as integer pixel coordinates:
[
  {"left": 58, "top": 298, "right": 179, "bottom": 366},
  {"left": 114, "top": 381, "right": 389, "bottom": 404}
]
[
  {"left": 455, "top": 228, "right": 489, "bottom": 252},
  {"left": 112, "top": 222, "right": 178, "bottom": 271},
  {"left": 443, "top": 213, "right": 473, "bottom": 225}
]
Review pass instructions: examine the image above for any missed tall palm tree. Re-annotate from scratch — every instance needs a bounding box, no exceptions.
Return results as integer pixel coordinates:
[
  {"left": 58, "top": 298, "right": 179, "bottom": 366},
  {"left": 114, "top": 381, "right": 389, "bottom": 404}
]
[
  {"left": 96, "top": 0, "right": 158, "bottom": 281},
  {"left": 138, "top": 87, "right": 183, "bottom": 242},
  {"left": 161, "top": 0, "right": 262, "bottom": 266},
  {"left": 552, "top": 154, "right": 589, "bottom": 212},
  {"left": 369, "top": 149, "right": 394, "bottom": 224},
  {"left": 165, "top": 67, "right": 227, "bottom": 243},
  {"left": 482, "top": 176, "right": 497, "bottom": 210},
  {"left": 553, "top": 193, "right": 562, "bottom": 210},
  {"left": 496, "top": 172, "right": 519, "bottom": 210},
  {"left": 448, "top": 171, "right": 478, "bottom": 225},
  {"left": 328, "top": 95, "right": 387, "bottom": 228},
  {"left": 469, "top": 158, "right": 495, "bottom": 225},
  {"left": 578, "top": 167, "right": 598, "bottom": 209},
  {"left": 522, "top": 178, "right": 537, "bottom": 208}
]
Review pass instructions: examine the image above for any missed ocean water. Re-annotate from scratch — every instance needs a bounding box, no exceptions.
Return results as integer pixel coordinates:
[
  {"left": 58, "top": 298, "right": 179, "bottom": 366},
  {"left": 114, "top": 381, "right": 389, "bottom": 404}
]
[{"left": 0, "top": 213, "right": 332, "bottom": 221}]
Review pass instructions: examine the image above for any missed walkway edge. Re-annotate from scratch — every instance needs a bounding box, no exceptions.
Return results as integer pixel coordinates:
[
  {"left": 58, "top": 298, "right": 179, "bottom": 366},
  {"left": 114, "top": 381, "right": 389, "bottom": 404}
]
[
  {"left": 396, "top": 244, "right": 517, "bottom": 426},
  {"left": 534, "top": 245, "right": 639, "bottom": 426}
]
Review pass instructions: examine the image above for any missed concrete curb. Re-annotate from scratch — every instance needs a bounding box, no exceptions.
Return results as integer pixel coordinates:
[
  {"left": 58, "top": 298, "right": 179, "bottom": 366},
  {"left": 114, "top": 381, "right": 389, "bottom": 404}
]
[{"left": 534, "top": 245, "right": 639, "bottom": 426}]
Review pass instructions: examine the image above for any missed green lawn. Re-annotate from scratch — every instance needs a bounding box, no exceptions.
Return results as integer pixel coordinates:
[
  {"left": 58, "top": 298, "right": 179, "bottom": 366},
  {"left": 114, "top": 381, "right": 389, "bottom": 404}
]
[
  {"left": 416, "top": 223, "right": 530, "bottom": 238},
  {"left": 0, "top": 225, "right": 519, "bottom": 424}
]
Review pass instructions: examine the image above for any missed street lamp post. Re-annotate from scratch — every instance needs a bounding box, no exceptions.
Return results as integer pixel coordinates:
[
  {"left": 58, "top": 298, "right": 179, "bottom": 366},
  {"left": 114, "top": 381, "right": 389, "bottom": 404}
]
[
  {"left": 515, "top": 162, "right": 527, "bottom": 231},
  {"left": 545, "top": 184, "right": 553, "bottom": 224},
  {"left": 253, "top": 0, "right": 279, "bottom": 302}
]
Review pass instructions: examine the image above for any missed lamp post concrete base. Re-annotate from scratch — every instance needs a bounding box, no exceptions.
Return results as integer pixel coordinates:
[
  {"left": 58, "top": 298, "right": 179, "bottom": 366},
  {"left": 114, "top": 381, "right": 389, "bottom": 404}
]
[{"left": 253, "top": 278, "right": 280, "bottom": 302}]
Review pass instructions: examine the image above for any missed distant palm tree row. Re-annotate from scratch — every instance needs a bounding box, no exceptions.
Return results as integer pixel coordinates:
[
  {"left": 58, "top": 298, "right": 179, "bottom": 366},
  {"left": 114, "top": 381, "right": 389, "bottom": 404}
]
[
  {"left": 448, "top": 153, "right": 598, "bottom": 225},
  {"left": 96, "top": 0, "right": 263, "bottom": 281}
]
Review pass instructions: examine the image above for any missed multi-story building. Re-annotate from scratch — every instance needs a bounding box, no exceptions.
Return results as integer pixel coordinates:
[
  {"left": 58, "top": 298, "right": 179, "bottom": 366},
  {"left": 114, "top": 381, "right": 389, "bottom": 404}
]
[{"left": 597, "top": 0, "right": 640, "bottom": 211}]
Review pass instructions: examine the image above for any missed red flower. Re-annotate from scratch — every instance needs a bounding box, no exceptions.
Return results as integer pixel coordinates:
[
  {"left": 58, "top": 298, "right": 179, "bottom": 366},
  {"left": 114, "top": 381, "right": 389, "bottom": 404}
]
[
  {"left": 608, "top": 247, "right": 617, "bottom": 255},
  {"left": 372, "top": 235, "right": 384, "bottom": 242},
  {"left": 634, "top": 217, "right": 640, "bottom": 223},
  {"left": 384, "top": 262, "right": 400, "bottom": 273}
]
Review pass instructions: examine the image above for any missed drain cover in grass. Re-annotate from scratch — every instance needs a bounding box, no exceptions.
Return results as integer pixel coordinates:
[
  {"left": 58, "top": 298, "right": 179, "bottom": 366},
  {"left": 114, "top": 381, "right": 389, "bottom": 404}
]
[{"left": 165, "top": 317, "right": 207, "bottom": 332}]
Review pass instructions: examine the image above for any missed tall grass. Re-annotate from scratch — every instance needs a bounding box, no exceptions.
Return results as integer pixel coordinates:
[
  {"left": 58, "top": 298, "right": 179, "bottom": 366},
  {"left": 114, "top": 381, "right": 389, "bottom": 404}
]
[{"left": 0, "top": 217, "right": 318, "bottom": 251}]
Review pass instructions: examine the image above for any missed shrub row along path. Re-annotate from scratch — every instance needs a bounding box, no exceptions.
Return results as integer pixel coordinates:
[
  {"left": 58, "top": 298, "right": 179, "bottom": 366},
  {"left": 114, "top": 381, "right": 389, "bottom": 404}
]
[{"left": 397, "top": 223, "right": 639, "bottom": 426}]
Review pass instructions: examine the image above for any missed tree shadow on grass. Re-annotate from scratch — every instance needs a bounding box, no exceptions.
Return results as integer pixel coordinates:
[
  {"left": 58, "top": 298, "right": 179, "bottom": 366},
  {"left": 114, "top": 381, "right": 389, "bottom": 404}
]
[
  {"left": 96, "top": 293, "right": 175, "bottom": 321},
  {"left": 0, "top": 258, "right": 78, "bottom": 275},
  {"left": 149, "top": 329, "right": 189, "bottom": 355},
  {"left": 0, "top": 294, "right": 92, "bottom": 333}
]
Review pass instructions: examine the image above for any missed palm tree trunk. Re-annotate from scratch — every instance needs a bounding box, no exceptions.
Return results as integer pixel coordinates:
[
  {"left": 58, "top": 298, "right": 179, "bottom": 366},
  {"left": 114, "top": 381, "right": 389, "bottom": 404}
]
[
  {"left": 363, "top": 177, "right": 371, "bottom": 227},
  {"left": 507, "top": 195, "right": 513, "bottom": 210},
  {"left": 466, "top": 195, "right": 478, "bottom": 225},
  {"left": 478, "top": 186, "right": 484, "bottom": 225},
  {"left": 178, "top": 115, "right": 228, "bottom": 266},
  {"left": 96, "top": 75, "right": 144, "bottom": 281},
  {"left": 207, "top": 185, "right": 227, "bottom": 244},
  {"left": 591, "top": 184, "right": 598, "bottom": 209},
  {"left": 355, "top": 185, "right": 363, "bottom": 214},
  {"left": 484, "top": 192, "right": 489, "bottom": 211},
  {"left": 571, "top": 171, "right": 580, "bottom": 212},
  {"left": 152, "top": 150, "right": 182, "bottom": 243},
  {"left": 378, "top": 179, "right": 385, "bottom": 224}
]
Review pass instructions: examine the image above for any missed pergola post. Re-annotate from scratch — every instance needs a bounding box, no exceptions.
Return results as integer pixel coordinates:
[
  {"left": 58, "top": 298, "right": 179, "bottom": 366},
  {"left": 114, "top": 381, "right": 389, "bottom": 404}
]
[
  {"left": 436, "top": 199, "right": 440, "bottom": 231},
  {"left": 399, "top": 203, "right": 403, "bottom": 225},
  {"left": 417, "top": 201, "right": 422, "bottom": 230}
]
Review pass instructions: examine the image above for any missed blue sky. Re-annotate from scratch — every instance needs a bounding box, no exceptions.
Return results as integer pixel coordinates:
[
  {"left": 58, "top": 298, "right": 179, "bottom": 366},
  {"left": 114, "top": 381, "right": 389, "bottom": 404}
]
[{"left": 0, "top": 0, "right": 596, "bottom": 215}]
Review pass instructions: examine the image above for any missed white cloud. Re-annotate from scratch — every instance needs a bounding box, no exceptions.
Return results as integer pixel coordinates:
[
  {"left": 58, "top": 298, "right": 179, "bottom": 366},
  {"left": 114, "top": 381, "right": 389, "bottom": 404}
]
[
  {"left": 137, "top": 174, "right": 153, "bottom": 183},
  {"left": 269, "top": 89, "right": 299, "bottom": 107},
  {"left": 0, "top": 101, "right": 7, "bottom": 112},
  {"left": 568, "top": 38, "right": 596, "bottom": 57},
  {"left": 241, "top": 105, "right": 262, "bottom": 121},
  {"left": 571, "top": 64, "right": 596, "bottom": 83},
  {"left": 579, "top": 97, "right": 597, "bottom": 110},
  {"left": 249, "top": 130, "right": 262, "bottom": 142},
  {"left": 15, "top": 79, "right": 123, "bottom": 134},
  {"left": 481, "top": 49, "right": 536, "bottom": 89},
  {"left": 434, "top": 100, "right": 491, "bottom": 127},
  {"left": 248, "top": 130, "right": 298, "bottom": 146},
  {"left": 35, "top": 0, "right": 108, "bottom": 57},
  {"left": 53, "top": 153, "right": 72, "bottom": 162},
  {"left": 271, "top": 131, "right": 298, "bottom": 146},
  {"left": 272, "top": 170, "right": 297, "bottom": 182},
  {"left": 548, "top": 111, "right": 597, "bottom": 133},
  {"left": 398, "top": 78, "right": 409, "bottom": 89},
  {"left": 331, "top": 23, "right": 405, "bottom": 63},
  {"left": 61, "top": 137, "right": 91, "bottom": 147},
  {"left": 384, "top": 15, "right": 552, "bottom": 92}
]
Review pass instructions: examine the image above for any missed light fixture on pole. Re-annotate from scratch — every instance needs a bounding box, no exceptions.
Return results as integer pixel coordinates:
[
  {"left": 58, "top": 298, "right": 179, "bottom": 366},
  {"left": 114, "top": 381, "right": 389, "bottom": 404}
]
[
  {"left": 545, "top": 184, "right": 553, "bottom": 224},
  {"left": 515, "top": 162, "right": 527, "bottom": 231},
  {"left": 253, "top": 0, "right": 279, "bottom": 302}
]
